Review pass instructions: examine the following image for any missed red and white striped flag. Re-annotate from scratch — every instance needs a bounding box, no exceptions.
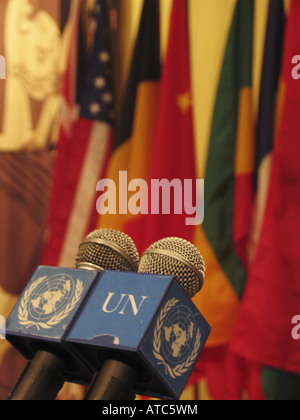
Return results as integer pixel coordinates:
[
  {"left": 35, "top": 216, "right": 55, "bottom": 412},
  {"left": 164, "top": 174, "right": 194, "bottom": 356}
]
[{"left": 42, "top": 0, "right": 113, "bottom": 268}]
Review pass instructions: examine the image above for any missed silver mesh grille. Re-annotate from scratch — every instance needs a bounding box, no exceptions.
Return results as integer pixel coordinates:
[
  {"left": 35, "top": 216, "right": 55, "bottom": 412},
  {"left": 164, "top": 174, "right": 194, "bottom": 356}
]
[
  {"left": 138, "top": 237, "right": 205, "bottom": 298},
  {"left": 76, "top": 229, "right": 140, "bottom": 272}
]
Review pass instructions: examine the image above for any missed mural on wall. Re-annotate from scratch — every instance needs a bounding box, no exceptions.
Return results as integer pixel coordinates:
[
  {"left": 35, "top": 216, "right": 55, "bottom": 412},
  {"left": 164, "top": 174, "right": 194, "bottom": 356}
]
[{"left": 0, "top": 0, "right": 72, "bottom": 399}]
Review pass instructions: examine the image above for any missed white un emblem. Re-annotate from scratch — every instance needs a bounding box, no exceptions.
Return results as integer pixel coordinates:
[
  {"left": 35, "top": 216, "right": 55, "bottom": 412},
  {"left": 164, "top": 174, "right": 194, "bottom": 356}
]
[
  {"left": 153, "top": 298, "right": 201, "bottom": 379},
  {"left": 18, "top": 274, "right": 83, "bottom": 331}
]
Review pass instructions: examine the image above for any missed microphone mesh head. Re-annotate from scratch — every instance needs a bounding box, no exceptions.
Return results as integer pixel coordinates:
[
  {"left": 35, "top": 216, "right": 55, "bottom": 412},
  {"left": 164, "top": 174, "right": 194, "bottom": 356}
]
[
  {"left": 76, "top": 229, "right": 139, "bottom": 272},
  {"left": 138, "top": 237, "right": 205, "bottom": 298}
]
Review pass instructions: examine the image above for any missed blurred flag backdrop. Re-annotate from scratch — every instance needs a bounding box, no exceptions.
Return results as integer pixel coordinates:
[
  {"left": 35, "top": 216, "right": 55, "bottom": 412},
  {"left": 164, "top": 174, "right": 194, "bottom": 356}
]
[{"left": 0, "top": 0, "right": 299, "bottom": 401}]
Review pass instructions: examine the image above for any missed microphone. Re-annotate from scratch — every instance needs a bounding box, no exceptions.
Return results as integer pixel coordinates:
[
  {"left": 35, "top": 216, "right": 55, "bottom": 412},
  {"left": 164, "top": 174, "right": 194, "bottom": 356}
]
[
  {"left": 6, "top": 229, "right": 139, "bottom": 400},
  {"left": 138, "top": 237, "right": 206, "bottom": 298},
  {"left": 66, "top": 237, "right": 211, "bottom": 400},
  {"left": 75, "top": 229, "right": 140, "bottom": 272}
]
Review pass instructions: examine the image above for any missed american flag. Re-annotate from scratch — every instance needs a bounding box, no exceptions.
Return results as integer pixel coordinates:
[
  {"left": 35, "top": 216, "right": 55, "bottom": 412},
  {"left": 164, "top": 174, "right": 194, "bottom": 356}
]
[{"left": 41, "top": 0, "right": 114, "bottom": 268}]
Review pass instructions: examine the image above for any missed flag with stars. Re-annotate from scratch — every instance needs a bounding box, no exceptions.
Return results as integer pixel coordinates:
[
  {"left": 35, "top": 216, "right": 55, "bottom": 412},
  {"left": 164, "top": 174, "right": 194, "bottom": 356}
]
[
  {"left": 42, "top": 0, "right": 113, "bottom": 268},
  {"left": 122, "top": 0, "right": 199, "bottom": 254}
]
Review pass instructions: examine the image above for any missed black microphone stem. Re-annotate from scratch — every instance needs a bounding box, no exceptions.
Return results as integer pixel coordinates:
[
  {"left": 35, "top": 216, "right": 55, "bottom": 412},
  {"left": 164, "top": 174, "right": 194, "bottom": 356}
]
[
  {"left": 8, "top": 350, "right": 65, "bottom": 400},
  {"left": 84, "top": 360, "right": 137, "bottom": 401}
]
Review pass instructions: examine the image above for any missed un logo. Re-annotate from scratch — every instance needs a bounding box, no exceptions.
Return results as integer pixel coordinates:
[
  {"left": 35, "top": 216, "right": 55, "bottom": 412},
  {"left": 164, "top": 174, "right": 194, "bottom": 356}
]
[
  {"left": 18, "top": 274, "right": 83, "bottom": 331},
  {"left": 153, "top": 298, "right": 201, "bottom": 379}
]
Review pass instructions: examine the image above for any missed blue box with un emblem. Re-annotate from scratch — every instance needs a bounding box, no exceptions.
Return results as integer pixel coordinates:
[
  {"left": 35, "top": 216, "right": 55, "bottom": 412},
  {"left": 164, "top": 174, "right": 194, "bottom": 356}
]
[
  {"left": 6, "top": 266, "right": 101, "bottom": 384},
  {"left": 66, "top": 271, "right": 211, "bottom": 399}
]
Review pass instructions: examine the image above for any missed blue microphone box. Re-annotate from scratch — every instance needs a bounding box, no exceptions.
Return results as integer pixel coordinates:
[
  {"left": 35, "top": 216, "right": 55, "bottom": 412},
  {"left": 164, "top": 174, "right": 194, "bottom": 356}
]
[
  {"left": 5, "top": 266, "right": 102, "bottom": 384},
  {"left": 66, "top": 270, "right": 211, "bottom": 400}
]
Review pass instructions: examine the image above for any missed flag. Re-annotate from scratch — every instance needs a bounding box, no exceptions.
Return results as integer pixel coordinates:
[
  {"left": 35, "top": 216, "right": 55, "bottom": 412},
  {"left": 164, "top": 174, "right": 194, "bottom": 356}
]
[
  {"left": 231, "top": 0, "right": 300, "bottom": 400},
  {"left": 123, "top": 0, "right": 198, "bottom": 253},
  {"left": 193, "top": 0, "right": 254, "bottom": 348},
  {"left": 42, "top": 0, "right": 114, "bottom": 268},
  {"left": 248, "top": 0, "right": 286, "bottom": 263},
  {"left": 244, "top": 0, "right": 286, "bottom": 400},
  {"left": 191, "top": 0, "right": 263, "bottom": 399},
  {"left": 0, "top": 0, "right": 72, "bottom": 400},
  {"left": 97, "top": 0, "right": 160, "bottom": 233}
]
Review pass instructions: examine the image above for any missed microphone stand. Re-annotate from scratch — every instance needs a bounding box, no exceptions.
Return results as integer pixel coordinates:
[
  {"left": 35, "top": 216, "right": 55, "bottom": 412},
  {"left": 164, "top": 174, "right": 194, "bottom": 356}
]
[
  {"left": 8, "top": 350, "right": 65, "bottom": 400},
  {"left": 84, "top": 360, "right": 137, "bottom": 400}
]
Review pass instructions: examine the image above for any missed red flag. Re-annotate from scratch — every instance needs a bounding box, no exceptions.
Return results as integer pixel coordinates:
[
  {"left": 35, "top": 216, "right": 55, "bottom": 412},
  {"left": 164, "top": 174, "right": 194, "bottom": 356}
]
[
  {"left": 125, "top": 0, "right": 198, "bottom": 252},
  {"left": 231, "top": 0, "right": 300, "bottom": 377}
]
